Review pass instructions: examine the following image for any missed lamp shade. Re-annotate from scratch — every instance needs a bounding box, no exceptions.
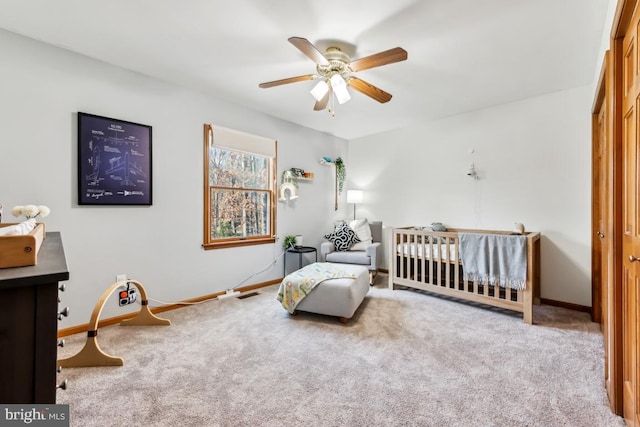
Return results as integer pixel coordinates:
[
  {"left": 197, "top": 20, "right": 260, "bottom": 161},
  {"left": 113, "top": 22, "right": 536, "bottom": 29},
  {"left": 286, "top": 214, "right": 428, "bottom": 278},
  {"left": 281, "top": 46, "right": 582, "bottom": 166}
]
[
  {"left": 346, "top": 190, "right": 363, "bottom": 204},
  {"left": 310, "top": 80, "right": 330, "bottom": 101},
  {"left": 330, "top": 74, "right": 351, "bottom": 104}
]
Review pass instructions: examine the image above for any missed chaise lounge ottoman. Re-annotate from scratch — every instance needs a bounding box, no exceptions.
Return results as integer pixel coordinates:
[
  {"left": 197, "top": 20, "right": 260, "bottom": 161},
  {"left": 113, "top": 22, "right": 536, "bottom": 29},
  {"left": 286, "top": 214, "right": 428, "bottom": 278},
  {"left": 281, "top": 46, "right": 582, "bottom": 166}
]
[{"left": 293, "top": 263, "right": 369, "bottom": 323}]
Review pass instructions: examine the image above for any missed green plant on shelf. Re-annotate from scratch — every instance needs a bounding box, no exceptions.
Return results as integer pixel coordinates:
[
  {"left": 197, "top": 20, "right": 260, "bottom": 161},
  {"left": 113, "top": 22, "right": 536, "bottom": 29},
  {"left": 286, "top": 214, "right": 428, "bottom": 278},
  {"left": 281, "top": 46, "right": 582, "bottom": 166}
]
[{"left": 283, "top": 235, "right": 297, "bottom": 249}]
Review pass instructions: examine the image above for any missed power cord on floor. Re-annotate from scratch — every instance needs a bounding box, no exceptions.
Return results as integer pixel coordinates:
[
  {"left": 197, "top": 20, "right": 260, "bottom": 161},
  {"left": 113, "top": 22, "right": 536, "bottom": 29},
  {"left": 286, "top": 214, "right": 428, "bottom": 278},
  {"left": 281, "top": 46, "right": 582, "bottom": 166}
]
[
  {"left": 228, "top": 249, "right": 286, "bottom": 291},
  {"left": 143, "top": 249, "right": 287, "bottom": 306}
]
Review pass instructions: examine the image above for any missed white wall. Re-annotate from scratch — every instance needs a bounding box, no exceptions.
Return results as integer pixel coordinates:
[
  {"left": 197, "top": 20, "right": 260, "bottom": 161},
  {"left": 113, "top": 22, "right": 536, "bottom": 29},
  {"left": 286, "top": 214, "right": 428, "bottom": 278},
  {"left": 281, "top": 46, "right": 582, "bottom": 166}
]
[
  {"left": 592, "top": 0, "right": 618, "bottom": 88},
  {"left": 348, "top": 86, "right": 593, "bottom": 306},
  {"left": 0, "top": 29, "right": 351, "bottom": 328}
]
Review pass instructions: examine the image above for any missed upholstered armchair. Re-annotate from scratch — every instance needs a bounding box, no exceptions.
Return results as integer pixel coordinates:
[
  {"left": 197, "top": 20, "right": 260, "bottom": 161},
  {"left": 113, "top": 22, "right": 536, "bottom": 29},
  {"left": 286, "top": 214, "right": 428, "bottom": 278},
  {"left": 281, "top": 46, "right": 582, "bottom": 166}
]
[{"left": 321, "top": 220, "right": 382, "bottom": 285}]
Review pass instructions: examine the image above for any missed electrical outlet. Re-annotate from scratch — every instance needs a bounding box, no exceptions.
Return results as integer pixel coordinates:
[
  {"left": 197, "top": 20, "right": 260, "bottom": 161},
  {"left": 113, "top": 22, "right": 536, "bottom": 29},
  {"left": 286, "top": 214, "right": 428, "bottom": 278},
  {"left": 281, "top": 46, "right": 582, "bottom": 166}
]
[
  {"left": 118, "top": 287, "right": 137, "bottom": 307},
  {"left": 116, "top": 274, "right": 127, "bottom": 282}
]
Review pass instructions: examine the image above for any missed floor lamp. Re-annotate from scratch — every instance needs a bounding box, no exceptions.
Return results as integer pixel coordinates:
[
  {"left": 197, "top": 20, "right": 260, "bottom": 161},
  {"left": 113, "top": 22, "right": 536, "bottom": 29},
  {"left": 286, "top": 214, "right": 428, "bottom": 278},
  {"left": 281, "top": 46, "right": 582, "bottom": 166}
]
[{"left": 346, "top": 190, "right": 363, "bottom": 220}]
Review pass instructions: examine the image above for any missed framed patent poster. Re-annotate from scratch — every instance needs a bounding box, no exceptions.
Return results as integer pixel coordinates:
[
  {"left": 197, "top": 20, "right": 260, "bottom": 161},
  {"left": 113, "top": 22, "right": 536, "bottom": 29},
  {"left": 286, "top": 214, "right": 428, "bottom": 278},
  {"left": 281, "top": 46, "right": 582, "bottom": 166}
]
[{"left": 77, "top": 112, "right": 152, "bottom": 205}]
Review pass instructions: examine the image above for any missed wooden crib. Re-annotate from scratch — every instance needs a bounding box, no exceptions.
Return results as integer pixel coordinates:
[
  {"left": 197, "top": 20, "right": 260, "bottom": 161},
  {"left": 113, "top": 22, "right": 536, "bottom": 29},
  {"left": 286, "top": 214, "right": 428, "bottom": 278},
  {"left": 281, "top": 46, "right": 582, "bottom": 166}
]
[{"left": 389, "top": 227, "right": 541, "bottom": 324}]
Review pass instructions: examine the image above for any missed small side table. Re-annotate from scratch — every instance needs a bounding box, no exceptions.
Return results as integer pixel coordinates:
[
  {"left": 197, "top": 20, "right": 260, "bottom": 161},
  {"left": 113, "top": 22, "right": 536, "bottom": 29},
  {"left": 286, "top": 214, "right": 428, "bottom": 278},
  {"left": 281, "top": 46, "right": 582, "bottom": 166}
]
[{"left": 284, "top": 246, "right": 317, "bottom": 276}]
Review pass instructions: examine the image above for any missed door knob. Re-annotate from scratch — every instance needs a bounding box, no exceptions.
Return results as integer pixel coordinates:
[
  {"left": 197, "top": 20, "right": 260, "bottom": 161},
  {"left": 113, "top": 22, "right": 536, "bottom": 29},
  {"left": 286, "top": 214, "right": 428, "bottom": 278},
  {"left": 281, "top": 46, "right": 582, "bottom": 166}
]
[{"left": 630, "top": 255, "right": 640, "bottom": 262}]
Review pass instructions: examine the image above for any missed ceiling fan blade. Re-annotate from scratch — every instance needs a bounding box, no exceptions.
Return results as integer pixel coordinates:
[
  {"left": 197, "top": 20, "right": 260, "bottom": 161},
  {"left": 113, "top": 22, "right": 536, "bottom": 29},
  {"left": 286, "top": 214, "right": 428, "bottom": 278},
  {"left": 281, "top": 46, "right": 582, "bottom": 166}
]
[
  {"left": 347, "top": 77, "right": 393, "bottom": 103},
  {"left": 314, "top": 87, "right": 332, "bottom": 111},
  {"left": 259, "top": 74, "right": 316, "bottom": 88},
  {"left": 349, "top": 47, "right": 408, "bottom": 72},
  {"left": 288, "top": 37, "right": 330, "bottom": 66}
]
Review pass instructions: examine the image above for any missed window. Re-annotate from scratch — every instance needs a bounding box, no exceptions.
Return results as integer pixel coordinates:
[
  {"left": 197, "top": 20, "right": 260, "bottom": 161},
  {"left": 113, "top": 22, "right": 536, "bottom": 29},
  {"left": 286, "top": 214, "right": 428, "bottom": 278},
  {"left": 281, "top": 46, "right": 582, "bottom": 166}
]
[{"left": 203, "top": 124, "right": 276, "bottom": 250}]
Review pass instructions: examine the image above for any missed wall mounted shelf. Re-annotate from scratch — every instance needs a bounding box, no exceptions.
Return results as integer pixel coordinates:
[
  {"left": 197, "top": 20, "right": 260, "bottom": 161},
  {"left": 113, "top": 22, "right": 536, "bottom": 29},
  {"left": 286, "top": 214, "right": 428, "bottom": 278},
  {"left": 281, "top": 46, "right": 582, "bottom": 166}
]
[{"left": 290, "top": 168, "right": 313, "bottom": 181}]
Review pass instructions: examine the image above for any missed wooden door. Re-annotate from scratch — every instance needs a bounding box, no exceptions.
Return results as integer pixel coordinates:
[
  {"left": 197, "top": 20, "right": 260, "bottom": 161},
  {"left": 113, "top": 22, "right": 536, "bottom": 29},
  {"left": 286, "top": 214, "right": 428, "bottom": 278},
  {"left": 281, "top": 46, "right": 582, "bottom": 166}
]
[
  {"left": 594, "top": 92, "right": 604, "bottom": 323},
  {"left": 595, "top": 79, "right": 615, "bottom": 405},
  {"left": 622, "top": 8, "right": 640, "bottom": 423},
  {"left": 595, "top": 44, "right": 624, "bottom": 415}
]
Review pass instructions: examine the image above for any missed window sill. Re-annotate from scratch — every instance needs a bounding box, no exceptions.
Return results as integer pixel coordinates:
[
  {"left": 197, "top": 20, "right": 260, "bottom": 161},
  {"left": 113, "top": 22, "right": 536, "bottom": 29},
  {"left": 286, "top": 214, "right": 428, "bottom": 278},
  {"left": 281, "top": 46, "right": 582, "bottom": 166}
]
[{"left": 203, "top": 237, "right": 276, "bottom": 250}]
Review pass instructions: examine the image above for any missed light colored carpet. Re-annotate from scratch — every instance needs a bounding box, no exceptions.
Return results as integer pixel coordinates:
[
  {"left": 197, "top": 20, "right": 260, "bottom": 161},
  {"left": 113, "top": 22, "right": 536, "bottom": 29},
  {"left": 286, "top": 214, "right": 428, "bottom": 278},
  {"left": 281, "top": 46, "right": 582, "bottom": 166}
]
[{"left": 57, "top": 275, "right": 625, "bottom": 427}]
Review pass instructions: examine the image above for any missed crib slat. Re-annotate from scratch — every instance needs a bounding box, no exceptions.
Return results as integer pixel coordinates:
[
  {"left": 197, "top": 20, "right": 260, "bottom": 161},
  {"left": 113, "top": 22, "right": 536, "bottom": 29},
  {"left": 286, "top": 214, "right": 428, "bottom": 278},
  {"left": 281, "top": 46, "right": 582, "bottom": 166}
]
[
  {"left": 400, "top": 232, "right": 405, "bottom": 280},
  {"left": 464, "top": 268, "right": 469, "bottom": 292},
  {"left": 444, "top": 238, "right": 450, "bottom": 288},
  {"left": 429, "top": 238, "right": 436, "bottom": 285},
  {"left": 413, "top": 232, "right": 418, "bottom": 282},
  {"left": 420, "top": 234, "right": 426, "bottom": 285},
  {"left": 395, "top": 231, "right": 399, "bottom": 278},
  {"left": 436, "top": 237, "right": 442, "bottom": 286},
  {"left": 411, "top": 232, "right": 416, "bottom": 281},
  {"left": 454, "top": 238, "right": 460, "bottom": 290}
]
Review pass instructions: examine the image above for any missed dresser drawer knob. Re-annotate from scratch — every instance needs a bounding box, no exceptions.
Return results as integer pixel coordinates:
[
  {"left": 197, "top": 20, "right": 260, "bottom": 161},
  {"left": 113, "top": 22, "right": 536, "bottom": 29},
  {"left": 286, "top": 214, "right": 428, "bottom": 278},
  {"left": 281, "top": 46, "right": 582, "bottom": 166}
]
[{"left": 57, "top": 307, "right": 70, "bottom": 320}]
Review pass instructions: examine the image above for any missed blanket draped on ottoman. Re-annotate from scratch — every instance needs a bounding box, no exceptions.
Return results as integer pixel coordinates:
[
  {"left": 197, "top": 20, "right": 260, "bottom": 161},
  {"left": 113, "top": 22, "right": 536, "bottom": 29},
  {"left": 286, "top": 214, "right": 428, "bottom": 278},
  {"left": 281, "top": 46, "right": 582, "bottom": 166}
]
[{"left": 277, "top": 262, "right": 355, "bottom": 314}]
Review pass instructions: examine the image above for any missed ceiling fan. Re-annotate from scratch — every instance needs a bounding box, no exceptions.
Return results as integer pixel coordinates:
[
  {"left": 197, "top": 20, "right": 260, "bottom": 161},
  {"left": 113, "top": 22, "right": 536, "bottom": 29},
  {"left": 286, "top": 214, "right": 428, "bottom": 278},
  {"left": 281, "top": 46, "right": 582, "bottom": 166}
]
[{"left": 259, "top": 37, "right": 408, "bottom": 113}]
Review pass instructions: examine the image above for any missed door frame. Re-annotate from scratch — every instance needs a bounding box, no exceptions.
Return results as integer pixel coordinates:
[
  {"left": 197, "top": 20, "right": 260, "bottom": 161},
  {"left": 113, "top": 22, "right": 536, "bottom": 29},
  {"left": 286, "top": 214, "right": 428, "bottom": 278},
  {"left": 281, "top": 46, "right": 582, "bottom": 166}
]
[
  {"left": 593, "top": 48, "right": 623, "bottom": 416},
  {"left": 598, "top": 0, "right": 635, "bottom": 416}
]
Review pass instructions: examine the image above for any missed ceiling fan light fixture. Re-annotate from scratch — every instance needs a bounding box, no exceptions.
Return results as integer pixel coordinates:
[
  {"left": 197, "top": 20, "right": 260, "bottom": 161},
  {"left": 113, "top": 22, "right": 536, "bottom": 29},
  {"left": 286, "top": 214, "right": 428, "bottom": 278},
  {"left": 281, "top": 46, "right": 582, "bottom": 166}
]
[
  {"left": 310, "top": 80, "right": 330, "bottom": 102},
  {"left": 330, "top": 74, "right": 351, "bottom": 104},
  {"left": 334, "top": 85, "right": 351, "bottom": 104},
  {"left": 330, "top": 73, "right": 346, "bottom": 89},
  {"left": 259, "top": 37, "right": 407, "bottom": 111}
]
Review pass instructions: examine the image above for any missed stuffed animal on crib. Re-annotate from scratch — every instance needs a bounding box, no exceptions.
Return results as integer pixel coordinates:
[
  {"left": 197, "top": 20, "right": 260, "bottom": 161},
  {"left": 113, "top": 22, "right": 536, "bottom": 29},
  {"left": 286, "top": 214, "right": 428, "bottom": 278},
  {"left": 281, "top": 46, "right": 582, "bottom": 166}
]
[{"left": 431, "top": 222, "right": 447, "bottom": 232}]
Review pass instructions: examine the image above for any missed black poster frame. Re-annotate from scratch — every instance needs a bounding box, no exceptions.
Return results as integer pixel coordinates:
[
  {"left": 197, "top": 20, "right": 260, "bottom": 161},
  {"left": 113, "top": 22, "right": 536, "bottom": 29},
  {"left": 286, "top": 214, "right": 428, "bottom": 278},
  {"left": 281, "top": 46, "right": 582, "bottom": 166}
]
[{"left": 77, "top": 112, "right": 152, "bottom": 206}]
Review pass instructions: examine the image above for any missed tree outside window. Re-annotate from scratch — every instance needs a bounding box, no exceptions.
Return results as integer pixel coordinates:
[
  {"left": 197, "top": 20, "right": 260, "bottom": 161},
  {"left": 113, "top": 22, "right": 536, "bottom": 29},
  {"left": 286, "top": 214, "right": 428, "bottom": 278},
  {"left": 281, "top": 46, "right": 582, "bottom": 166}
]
[{"left": 203, "top": 125, "right": 276, "bottom": 250}]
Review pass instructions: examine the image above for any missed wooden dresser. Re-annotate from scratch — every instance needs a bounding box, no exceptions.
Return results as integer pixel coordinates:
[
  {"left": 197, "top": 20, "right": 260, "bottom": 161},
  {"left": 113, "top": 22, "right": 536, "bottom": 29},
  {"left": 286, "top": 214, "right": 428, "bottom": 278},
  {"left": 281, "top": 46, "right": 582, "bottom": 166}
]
[{"left": 0, "top": 232, "right": 69, "bottom": 403}]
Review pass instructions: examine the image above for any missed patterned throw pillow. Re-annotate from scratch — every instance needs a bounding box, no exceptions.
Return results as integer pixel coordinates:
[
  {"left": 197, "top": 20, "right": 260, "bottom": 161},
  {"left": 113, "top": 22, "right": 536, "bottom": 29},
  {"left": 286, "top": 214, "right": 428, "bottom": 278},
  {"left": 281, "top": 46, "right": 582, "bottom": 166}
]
[{"left": 324, "top": 222, "right": 361, "bottom": 251}]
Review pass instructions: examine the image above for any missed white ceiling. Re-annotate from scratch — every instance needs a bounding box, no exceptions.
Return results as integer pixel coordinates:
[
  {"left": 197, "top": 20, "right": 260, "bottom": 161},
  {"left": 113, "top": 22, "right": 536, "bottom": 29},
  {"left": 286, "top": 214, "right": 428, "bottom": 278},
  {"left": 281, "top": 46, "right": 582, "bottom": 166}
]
[{"left": 0, "top": 0, "right": 609, "bottom": 140}]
